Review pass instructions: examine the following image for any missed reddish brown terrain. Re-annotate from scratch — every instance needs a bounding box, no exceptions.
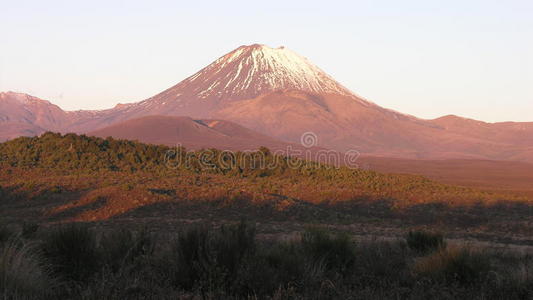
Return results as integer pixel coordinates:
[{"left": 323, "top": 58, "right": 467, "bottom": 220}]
[
  {"left": 86, "top": 114, "right": 533, "bottom": 194},
  {"left": 89, "top": 115, "right": 322, "bottom": 153},
  {"left": 359, "top": 156, "right": 533, "bottom": 194},
  {"left": 2, "top": 44, "right": 533, "bottom": 181}
]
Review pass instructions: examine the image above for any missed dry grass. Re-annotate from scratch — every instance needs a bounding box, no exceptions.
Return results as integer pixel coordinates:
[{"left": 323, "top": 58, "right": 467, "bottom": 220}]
[
  {"left": 1, "top": 133, "right": 532, "bottom": 298},
  {"left": 0, "top": 238, "right": 57, "bottom": 299},
  {"left": 414, "top": 245, "right": 492, "bottom": 284},
  {"left": 406, "top": 230, "right": 446, "bottom": 254},
  {"left": 0, "top": 223, "right": 531, "bottom": 299}
]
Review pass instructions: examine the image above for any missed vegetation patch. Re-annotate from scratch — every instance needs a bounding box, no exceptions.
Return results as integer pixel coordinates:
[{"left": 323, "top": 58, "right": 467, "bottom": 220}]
[
  {"left": 406, "top": 230, "right": 446, "bottom": 254},
  {"left": 0, "top": 223, "right": 530, "bottom": 299}
]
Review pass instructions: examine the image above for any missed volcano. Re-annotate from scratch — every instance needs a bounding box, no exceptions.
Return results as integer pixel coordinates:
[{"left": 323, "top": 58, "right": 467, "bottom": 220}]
[
  {"left": 69, "top": 44, "right": 367, "bottom": 120},
  {"left": 2, "top": 44, "right": 533, "bottom": 162},
  {"left": 146, "top": 43, "right": 355, "bottom": 115}
]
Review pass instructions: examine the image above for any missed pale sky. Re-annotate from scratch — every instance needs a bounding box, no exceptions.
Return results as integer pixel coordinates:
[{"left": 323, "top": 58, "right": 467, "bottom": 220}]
[{"left": 1, "top": 0, "right": 532, "bottom": 122}]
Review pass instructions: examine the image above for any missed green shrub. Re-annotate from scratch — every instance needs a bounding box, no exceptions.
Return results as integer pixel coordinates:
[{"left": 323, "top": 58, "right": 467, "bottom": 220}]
[
  {"left": 41, "top": 224, "right": 100, "bottom": 281},
  {"left": 406, "top": 230, "right": 446, "bottom": 254}
]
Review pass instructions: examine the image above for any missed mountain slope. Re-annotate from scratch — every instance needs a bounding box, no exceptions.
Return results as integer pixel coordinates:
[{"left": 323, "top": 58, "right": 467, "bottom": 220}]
[
  {"left": 0, "top": 122, "right": 46, "bottom": 142},
  {"left": 88, "top": 115, "right": 321, "bottom": 153},
  {"left": 0, "top": 92, "right": 70, "bottom": 135},
  {"left": 213, "top": 89, "right": 525, "bottom": 160},
  {"left": 431, "top": 115, "right": 533, "bottom": 147}
]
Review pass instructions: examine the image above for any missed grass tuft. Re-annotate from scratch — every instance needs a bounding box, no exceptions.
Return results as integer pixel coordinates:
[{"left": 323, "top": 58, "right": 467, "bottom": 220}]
[
  {"left": 414, "top": 246, "right": 491, "bottom": 285},
  {"left": 0, "top": 238, "right": 58, "bottom": 299},
  {"left": 406, "top": 230, "right": 446, "bottom": 254},
  {"left": 301, "top": 227, "right": 356, "bottom": 275},
  {"left": 41, "top": 224, "right": 100, "bottom": 282}
]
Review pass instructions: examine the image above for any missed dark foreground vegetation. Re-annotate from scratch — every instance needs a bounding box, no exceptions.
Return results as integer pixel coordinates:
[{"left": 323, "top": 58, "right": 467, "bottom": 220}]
[
  {"left": 1, "top": 133, "right": 531, "bottom": 243},
  {"left": 1, "top": 133, "right": 533, "bottom": 299},
  {"left": 1, "top": 222, "right": 532, "bottom": 299}
]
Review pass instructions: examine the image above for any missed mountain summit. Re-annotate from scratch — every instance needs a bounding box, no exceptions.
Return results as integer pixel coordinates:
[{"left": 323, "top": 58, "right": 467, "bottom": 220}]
[
  {"left": 128, "top": 44, "right": 355, "bottom": 118},
  {"left": 180, "top": 44, "right": 352, "bottom": 99}
]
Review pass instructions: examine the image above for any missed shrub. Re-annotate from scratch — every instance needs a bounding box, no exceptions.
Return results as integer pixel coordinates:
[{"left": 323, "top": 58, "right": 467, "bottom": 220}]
[
  {"left": 122, "top": 183, "right": 134, "bottom": 191},
  {"left": 169, "top": 221, "right": 256, "bottom": 293},
  {"left": 414, "top": 246, "right": 492, "bottom": 285},
  {"left": 21, "top": 221, "right": 39, "bottom": 238},
  {"left": 41, "top": 224, "right": 100, "bottom": 281},
  {"left": 212, "top": 221, "right": 256, "bottom": 279},
  {"left": 0, "top": 222, "right": 531, "bottom": 298},
  {"left": 50, "top": 185, "right": 63, "bottom": 194},
  {"left": 100, "top": 228, "right": 154, "bottom": 273},
  {"left": 234, "top": 241, "right": 305, "bottom": 297},
  {"left": 0, "top": 238, "right": 57, "bottom": 298},
  {"left": 0, "top": 225, "right": 14, "bottom": 245},
  {"left": 406, "top": 230, "right": 446, "bottom": 254},
  {"left": 353, "top": 240, "right": 410, "bottom": 284},
  {"left": 301, "top": 227, "right": 356, "bottom": 275},
  {"left": 170, "top": 225, "right": 212, "bottom": 289}
]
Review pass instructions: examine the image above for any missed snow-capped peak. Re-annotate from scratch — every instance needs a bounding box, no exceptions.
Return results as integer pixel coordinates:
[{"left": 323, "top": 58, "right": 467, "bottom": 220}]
[{"left": 161, "top": 44, "right": 353, "bottom": 102}]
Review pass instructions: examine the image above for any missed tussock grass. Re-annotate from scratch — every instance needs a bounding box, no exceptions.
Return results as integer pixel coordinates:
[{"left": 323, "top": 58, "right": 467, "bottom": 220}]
[
  {"left": 301, "top": 227, "right": 356, "bottom": 275},
  {"left": 0, "top": 222, "right": 531, "bottom": 299},
  {"left": 99, "top": 227, "right": 154, "bottom": 273},
  {"left": 406, "top": 230, "right": 446, "bottom": 254},
  {"left": 21, "top": 222, "right": 39, "bottom": 239},
  {"left": 0, "top": 225, "right": 14, "bottom": 245},
  {"left": 0, "top": 238, "right": 57, "bottom": 299},
  {"left": 414, "top": 246, "right": 491, "bottom": 285},
  {"left": 167, "top": 220, "right": 256, "bottom": 293},
  {"left": 41, "top": 224, "right": 100, "bottom": 282}
]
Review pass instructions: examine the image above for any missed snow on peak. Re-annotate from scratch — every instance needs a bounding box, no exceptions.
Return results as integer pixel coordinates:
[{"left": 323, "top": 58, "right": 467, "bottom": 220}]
[
  {"left": 170, "top": 44, "right": 353, "bottom": 101},
  {"left": 0, "top": 91, "right": 50, "bottom": 105}
]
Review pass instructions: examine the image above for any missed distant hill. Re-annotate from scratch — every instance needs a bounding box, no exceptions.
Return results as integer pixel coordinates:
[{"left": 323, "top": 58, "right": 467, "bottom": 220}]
[{"left": 88, "top": 115, "right": 315, "bottom": 153}]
